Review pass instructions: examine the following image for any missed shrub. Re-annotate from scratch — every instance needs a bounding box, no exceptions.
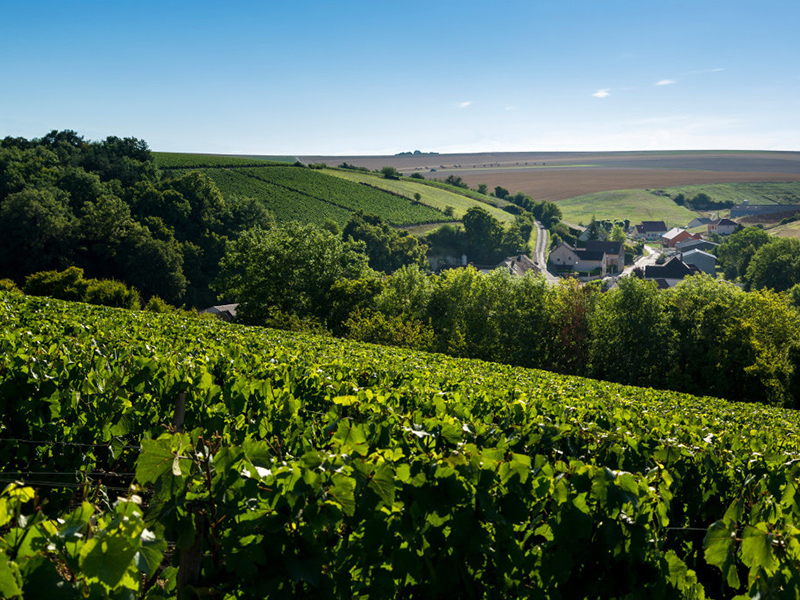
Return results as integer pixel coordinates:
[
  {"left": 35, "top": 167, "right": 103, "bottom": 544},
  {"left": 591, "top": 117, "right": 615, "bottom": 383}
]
[
  {"left": 23, "top": 267, "right": 87, "bottom": 301},
  {"left": 144, "top": 295, "right": 173, "bottom": 313},
  {"left": 84, "top": 279, "right": 140, "bottom": 310},
  {"left": 0, "top": 279, "right": 20, "bottom": 293}
]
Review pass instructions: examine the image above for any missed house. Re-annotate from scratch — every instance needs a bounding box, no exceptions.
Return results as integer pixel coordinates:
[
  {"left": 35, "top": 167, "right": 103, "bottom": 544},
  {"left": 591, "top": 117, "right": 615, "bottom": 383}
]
[
  {"left": 661, "top": 227, "right": 701, "bottom": 248},
  {"left": 585, "top": 240, "right": 624, "bottom": 274},
  {"left": 644, "top": 257, "right": 701, "bottom": 284},
  {"left": 549, "top": 242, "right": 607, "bottom": 276},
  {"left": 687, "top": 217, "right": 712, "bottom": 229},
  {"left": 633, "top": 220, "right": 668, "bottom": 241},
  {"left": 680, "top": 249, "right": 717, "bottom": 275},
  {"left": 549, "top": 242, "right": 581, "bottom": 270},
  {"left": 496, "top": 254, "right": 543, "bottom": 277},
  {"left": 675, "top": 238, "right": 718, "bottom": 253},
  {"left": 707, "top": 218, "right": 737, "bottom": 235},
  {"left": 201, "top": 303, "right": 239, "bottom": 321}
]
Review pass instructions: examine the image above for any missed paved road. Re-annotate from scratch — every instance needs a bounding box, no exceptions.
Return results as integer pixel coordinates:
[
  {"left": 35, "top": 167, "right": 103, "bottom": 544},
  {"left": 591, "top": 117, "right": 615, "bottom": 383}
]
[
  {"left": 533, "top": 221, "right": 560, "bottom": 284},
  {"left": 621, "top": 244, "right": 660, "bottom": 277}
]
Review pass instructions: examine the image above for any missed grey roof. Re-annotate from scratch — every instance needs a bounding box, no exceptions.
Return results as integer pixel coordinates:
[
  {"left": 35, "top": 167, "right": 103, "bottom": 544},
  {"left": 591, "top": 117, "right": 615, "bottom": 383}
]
[
  {"left": 645, "top": 257, "right": 698, "bottom": 279},
  {"left": 676, "top": 238, "right": 718, "bottom": 252},
  {"left": 636, "top": 220, "right": 668, "bottom": 233},
  {"left": 682, "top": 249, "right": 716, "bottom": 260},
  {"left": 575, "top": 249, "right": 605, "bottom": 262},
  {"left": 201, "top": 303, "right": 239, "bottom": 320},
  {"left": 585, "top": 240, "right": 624, "bottom": 255}
]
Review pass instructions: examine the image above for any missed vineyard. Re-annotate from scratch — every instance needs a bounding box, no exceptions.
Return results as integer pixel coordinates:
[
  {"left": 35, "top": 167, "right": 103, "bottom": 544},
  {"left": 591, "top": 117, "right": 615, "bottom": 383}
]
[
  {"left": 156, "top": 154, "right": 446, "bottom": 227},
  {"left": 153, "top": 152, "right": 290, "bottom": 169},
  {"left": 2, "top": 292, "right": 800, "bottom": 598}
]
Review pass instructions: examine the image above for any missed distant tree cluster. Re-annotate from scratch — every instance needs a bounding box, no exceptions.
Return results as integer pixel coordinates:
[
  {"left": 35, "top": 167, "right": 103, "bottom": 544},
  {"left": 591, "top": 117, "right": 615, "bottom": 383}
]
[
  {"left": 0, "top": 130, "right": 273, "bottom": 306},
  {"left": 420, "top": 206, "right": 531, "bottom": 264},
  {"left": 715, "top": 226, "right": 800, "bottom": 292},
  {"left": 673, "top": 192, "right": 734, "bottom": 210}
]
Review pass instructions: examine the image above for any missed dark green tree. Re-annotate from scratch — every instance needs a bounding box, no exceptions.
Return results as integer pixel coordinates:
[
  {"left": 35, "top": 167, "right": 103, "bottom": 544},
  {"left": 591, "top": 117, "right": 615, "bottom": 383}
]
[
  {"left": 716, "top": 226, "right": 772, "bottom": 280},
  {"left": 342, "top": 213, "right": 428, "bottom": 273},
  {"left": 744, "top": 238, "right": 800, "bottom": 292},
  {"left": 215, "top": 222, "right": 373, "bottom": 326}
]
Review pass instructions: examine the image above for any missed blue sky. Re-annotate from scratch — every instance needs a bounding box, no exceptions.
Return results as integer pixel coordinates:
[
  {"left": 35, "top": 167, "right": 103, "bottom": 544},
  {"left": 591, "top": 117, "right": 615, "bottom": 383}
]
[{"left": 2, "top": 1, "right": 798, "bottom": 155}]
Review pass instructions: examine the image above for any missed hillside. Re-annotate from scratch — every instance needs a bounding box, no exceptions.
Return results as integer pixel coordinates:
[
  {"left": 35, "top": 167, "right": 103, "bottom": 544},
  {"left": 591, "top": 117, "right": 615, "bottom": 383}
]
[
  {"left": 156, "top": 153, "right": 445, "bottom": 227},
  {"left": 554, "top": 188, "right": 699, "bottom": 227},
  {"left": 324, "top": 167, "right": 516, "bottom": 224},
  {"left": 3, "top": 291, "right": 800, "bottom": 598}
]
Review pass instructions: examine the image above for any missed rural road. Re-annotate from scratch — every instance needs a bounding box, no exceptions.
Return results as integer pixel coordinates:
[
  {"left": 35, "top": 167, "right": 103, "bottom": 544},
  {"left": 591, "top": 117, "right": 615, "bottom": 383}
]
[
  {"left": 533, "top": 221, "right": 560, "bottom": 284},
  {"left": 619, "top": 244, "right": 660, "bottom": 278}
]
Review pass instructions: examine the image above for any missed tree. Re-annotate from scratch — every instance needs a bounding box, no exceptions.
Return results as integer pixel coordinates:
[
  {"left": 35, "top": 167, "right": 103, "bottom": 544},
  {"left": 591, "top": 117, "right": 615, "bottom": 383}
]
[
  {"left": 462, "top": 206, "right": 505, "bottom": 263},
  {"left": 744, "top": 238, "right": 800, "bottom": 292},
  {"left": 215, "top": 222, "right": 373, "bottom": 326},
  {"left": 0, "top": 187, "right": 76, "bottom": 280},
  {"left": 588, "top": 276, "right": 671, "bottom": 388},
  {"left": 342, "top": 212, "right": 428, "bottom": 273},
  {"left": 532, "top": 201, "right": 562, "bottom": 229},
  {"left": 444, "top": 175, "right": 467, "bottom": 188},
  {"left": 381, "top": 166, "right": 400, "bottom": 180},
  {"left": 477, "top": 183, "right": 488, "bottom": 195},
  {"left": 609, "top": 224, "right": 627, "bottom": 242},
  {"left": 494, "top": 186, "right": 509, "bottom": 200},
  {"left": 716, "top": 226, "right": 772, "bottom": 281}
]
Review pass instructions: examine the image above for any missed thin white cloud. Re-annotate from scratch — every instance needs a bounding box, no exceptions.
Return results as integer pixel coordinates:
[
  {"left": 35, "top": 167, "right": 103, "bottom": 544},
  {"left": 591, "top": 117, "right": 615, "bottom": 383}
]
[
  {"left": 592, "top": 89, "right": 610, "bottom": 98},
  {"left": 656, "top": 79, "right": 676, "bottom": 86},
  {"left": 505, "top": 106, "right": 517, "bottom": 111},
  {"left": 458, "top": 101, "right": 472, "bottom": 108}
]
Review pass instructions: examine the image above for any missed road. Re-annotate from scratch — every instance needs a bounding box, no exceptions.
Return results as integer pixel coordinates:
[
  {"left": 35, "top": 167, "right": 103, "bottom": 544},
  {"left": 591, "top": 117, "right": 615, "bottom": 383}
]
[
  {"left": 620, "top": 244, "right": 660, "bottom": 277},
  {"left": 533, "top": 221, "right": 560, "bottom": 284}
]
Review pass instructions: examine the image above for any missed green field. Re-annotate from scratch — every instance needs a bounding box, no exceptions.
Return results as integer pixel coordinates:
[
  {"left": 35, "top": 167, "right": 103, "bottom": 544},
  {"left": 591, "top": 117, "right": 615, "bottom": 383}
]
[
  {"left": 159, "top": 155, "right": 446, "bottom": 227},
  {"left": 325, "top": 168, "right": 516, "bottom": 224},
  {"left": 765, "top": 219, "right": 800, "bottom": 238},
  {"left": 154, "top": 152, "right": 286, "bottom": 168},
  {"left": 4, "top": 292, "right": 800, "bottom": 597},
  {"left": 556, "top": 188, "right": 699, "bottom": 227},
  {"left": 655, "top": 182, "right": 800, "bottom": 205}
]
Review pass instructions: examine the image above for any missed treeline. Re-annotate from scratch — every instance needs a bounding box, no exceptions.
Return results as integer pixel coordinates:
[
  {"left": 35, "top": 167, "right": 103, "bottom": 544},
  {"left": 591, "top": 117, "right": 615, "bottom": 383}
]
[
  {"left": 715, "top": 226, "right": 800, "bottom": 294},
  {"left": 421, "top": 206, "right": 539, "bottom": 264},
  {"left": 673, "top": 191, "right": 734, "bottom": 210},
  {"left": 219, "top": 220, "right": 800, "bottom": 408},
  {"left": 0, "top": 130, "right": 273, "bottom": 307}
]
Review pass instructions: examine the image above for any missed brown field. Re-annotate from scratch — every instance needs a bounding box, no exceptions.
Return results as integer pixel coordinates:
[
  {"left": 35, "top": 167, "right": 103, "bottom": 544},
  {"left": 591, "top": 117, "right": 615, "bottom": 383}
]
[{"left": 299, "top": 151, "right": 800, "bottom": 201}]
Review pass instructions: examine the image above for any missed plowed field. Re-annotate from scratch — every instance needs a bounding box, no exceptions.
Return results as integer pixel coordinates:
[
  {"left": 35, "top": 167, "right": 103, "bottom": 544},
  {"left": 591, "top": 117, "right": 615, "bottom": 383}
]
[{"left": 300, "top": 151, "right": 800, "bottom": 201}]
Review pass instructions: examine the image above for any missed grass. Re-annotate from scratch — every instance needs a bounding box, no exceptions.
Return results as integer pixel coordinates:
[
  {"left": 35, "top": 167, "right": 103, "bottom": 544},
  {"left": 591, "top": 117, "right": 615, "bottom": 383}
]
[
  {"left": 653, "top": 182, "right": 800, "bottom": 205},
  {"left": 556, "top": 189, "right": 698, "bottom": 228},
  {"left": 324, "top": 169, "right": 516, "bottom": 225},
  {"left": 765, "top": 220, "right": 800, "bottom": 239}
]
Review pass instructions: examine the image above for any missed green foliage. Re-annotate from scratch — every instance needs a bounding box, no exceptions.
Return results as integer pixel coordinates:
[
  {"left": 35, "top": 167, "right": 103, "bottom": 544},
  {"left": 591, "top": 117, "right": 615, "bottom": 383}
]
[
  {"left": 344, "top": 308, "right": 434, "bottom": 351},
  {"left": 380, "top": 166, "right": 401, "bottom": 180},
  {"left": 462, "top": 206, "right": 523, "bottom": 263},
  {"left": 494, "top": 185, "right": 509, "bottom": 199},
  {"left": 342, "top": 212, "right": 429, "bottom": 273},
  {"left": 23, "top": 266, "right": 140, "bottom": 309},
  {"left": 715, "top": 226, "right": 772, "bottom": 280},
  {"left": 215, "top": 222, "right": 373, "bottom": 326},
  {"left": 0, "top": 483, "right": 167, "bottom": 599},
  {"left": 444, "top": 174, "right": 468, "bottom": 189},
  {"left": 5, "top": 292, "right": 800, "bottom": 597},
  {"left": 589, "top": 276, "right": 669, "bottom": 387},
  {"left": 745, "top": 237, "right": 800, "bottom": 292},
  {"left": 0, "top": 279, "right": 19, "bottom": 293}
]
